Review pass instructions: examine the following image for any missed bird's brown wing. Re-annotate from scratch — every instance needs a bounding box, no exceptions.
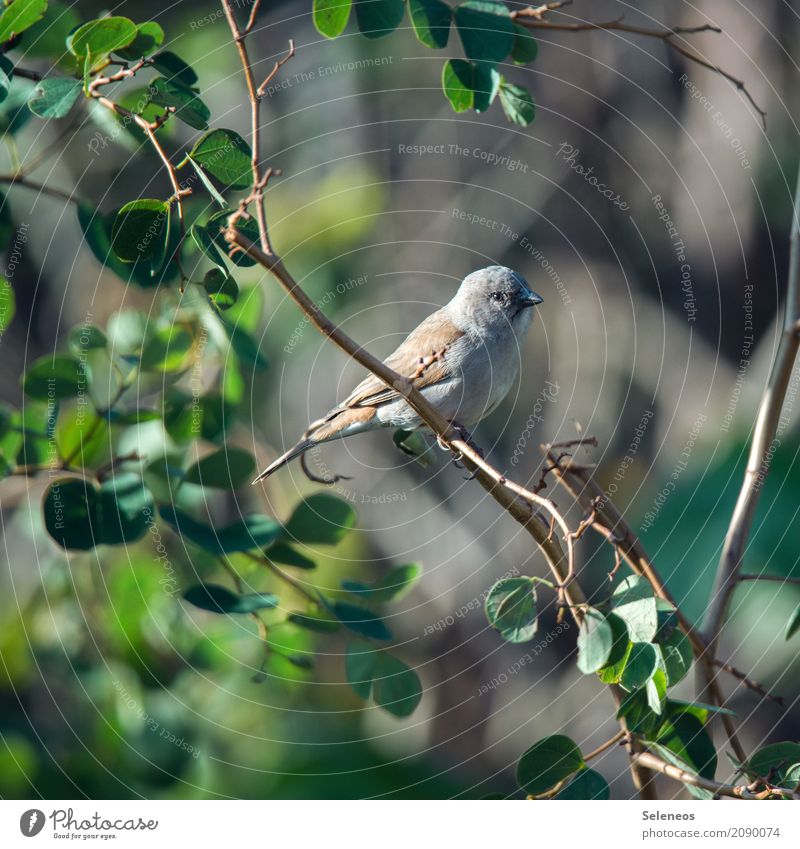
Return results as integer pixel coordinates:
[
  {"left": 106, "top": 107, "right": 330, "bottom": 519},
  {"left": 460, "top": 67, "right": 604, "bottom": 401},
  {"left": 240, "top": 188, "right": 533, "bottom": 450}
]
[{"left": 342, "top": 311, "right": 465, "bottom": 409}]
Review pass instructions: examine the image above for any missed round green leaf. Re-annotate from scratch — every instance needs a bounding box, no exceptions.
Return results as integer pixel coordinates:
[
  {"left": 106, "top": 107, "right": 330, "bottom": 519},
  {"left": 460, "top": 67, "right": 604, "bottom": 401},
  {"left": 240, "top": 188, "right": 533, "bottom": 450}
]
[
  {"left": 189, "top": 129, "right": 253, "bottom": 190},
  {"left": 576, "top": 608, "right": 614, "bottom": 673},
  {"left": 409, "top": 0, "right": 451, "bottom": 49},
  {"left": 43, "top": 477, "right": 99, "bottom": 550},
  {"left": 115, "top": 21, "right": 165, "bottom": 60},
  {"left": 454, "top": 0, "right": 514, "bottom": 63},
  {"left": 98, "top": 472, "right": 153, "bottom": 545},
  {"left": 511, "top": 22, "right": 538, "bottom": 64},
  {"left": 139, "top": 324, "right": 193, "bottom": 373},
  {"left": 150, "top": 51, "right": 198, "bottom": 86},
  {"left": 266, "top": 541, "right": 317, "bottom": 570},
  {"left": 284, "top": 494, "right": 357, "bottom": 545},
  {"left": 345, "top": 640, "right": 377, "bottom": 698},
  {"left": 332, "top": 601, "right": 392, "bottom": 640},
  {"left": 0, "top": 0, "right": 48, "bottom": 43},
  {"left": 184, "top": 447, "right": 256, "bottom": 489},
  {"left": 484, "top": 576, "right": 537, "bottom": 643},
  {"left": 611, "top": 575, "right": 658, "bottom": 642},
  {"left": 0, "top": 276, "right": 14, "bottom": 332},
  {"left": 656, "top": 713, "right": 717, "bottom": 780},
  {"left": 68, "top": 324, "right": 106, "bottom": 353},
  {"left": 55, "top": 411, "right": 108, "bottom": 467},
  {"left": 367, "top": 563, "right": 423, "bottom": 603},
  {"left": 313, "top": 0, "right": 353, "bottom": 38},
  {"left": 748, "top": 742, "right": 800, "bottom": 784},
  {"left": 184, "top": 584, "right": 279, "bottom": 614},
  {"left": 661, "top": 628, "right": 693, "bottom": 686},
  {"left": 28, "top": 77, "right": 82, "bottom": 119},
  {"left": 69, "top": 16, "right": 138, "bottom": 65},
  {"left": 17, "top": 2, "right": 79, "bottom": 58},
  {"left": 207, "top": 209, "right": 260, "bottom": 267},
  {"left": 554, "top": 767, "right": 610, "bottom": 800},
  {"left": 203, "top": 269, "right": 239, "bottom": 311},
  {"left": 516, "top": 735, "right": 585, "bottom": 796},
  {"left": 620, "top": 641, "right": 659, "bottom": 691},
  {"left": 499, "top": 81, "right": 536, "bottom": 126},
  {"left": 442, "top": 59, "right": 474, "bottom": 112},
  {"left": 22, "top": 354, "right": 85, "bottom": 400},
  {"left": 111, "top": 199, "right": 169, "bottom": 264},
  {"left": 159, "top": 506, "right": 282, "bottom": 554},
  {"left": 354, "top": 0, "right": 404, "bottom": 39},
  {"left": 372, "top": 653, "right": 423, "bottom": 717},
  {"left": 148, "top": 77, "right": 210, "bottom": 130}
]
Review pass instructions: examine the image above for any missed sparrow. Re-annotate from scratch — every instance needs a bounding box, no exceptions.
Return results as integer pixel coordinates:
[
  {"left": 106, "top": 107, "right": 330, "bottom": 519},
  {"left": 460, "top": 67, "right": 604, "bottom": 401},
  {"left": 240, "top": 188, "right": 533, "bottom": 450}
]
[{"left": 253, "top": 266, "right": 543, "bottom": 483}]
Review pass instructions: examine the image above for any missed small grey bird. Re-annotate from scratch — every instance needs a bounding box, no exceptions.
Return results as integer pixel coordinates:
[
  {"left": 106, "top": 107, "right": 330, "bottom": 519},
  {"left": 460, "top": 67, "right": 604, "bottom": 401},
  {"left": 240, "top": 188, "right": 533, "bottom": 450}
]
[{"left": 253, "top": 266, "right": 543, "bottom": 483}]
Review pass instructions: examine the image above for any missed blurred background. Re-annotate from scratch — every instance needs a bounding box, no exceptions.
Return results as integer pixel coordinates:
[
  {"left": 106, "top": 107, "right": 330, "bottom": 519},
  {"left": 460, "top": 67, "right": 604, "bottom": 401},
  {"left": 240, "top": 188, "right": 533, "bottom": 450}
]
[{"left": 1, "top": 0, "right": 800, "bottom": 799}]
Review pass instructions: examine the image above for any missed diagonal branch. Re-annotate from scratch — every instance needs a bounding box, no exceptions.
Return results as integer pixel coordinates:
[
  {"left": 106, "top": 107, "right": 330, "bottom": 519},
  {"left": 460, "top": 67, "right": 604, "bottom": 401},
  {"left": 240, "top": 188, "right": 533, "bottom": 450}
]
[{"left": 511, "top": 6, "right": 766, "bottom": 127}]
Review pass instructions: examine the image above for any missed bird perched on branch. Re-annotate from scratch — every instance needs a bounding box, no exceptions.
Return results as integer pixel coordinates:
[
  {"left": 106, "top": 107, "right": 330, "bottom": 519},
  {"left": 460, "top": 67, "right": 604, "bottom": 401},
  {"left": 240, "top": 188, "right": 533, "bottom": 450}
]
[{"left": 253, "top": 266, "right": 543, "bottom": 484}]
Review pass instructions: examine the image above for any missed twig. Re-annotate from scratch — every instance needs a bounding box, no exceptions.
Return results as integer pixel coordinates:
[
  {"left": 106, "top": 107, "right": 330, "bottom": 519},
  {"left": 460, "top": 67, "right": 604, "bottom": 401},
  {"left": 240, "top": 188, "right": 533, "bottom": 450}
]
[
  {"left": 585, "top": 729, "right": 626, "bottom": 761},
  {"left": 702, "top": 165, "right": 800, "bottom": 663},
  {"left": 0, "top": 173, "right": 78, "bottom": 205},
  {"left": 712, "top": 659, "right": 784, "bottom": 706},
  {"left": 511, "top": 7, "right": 766, "bottom": 127},
  {"left": 257, "top": 40, "right": 296, "bottom": 98},
  {"left": 632, "top": 751, "right": 800, "bottom": 799}
]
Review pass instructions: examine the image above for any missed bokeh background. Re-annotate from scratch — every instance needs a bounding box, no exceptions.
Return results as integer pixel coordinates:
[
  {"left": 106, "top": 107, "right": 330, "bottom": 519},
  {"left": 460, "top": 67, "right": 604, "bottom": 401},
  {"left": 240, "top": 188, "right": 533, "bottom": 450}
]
[{"left": 1, "top": 0, "right": 800, "bottom": 798}]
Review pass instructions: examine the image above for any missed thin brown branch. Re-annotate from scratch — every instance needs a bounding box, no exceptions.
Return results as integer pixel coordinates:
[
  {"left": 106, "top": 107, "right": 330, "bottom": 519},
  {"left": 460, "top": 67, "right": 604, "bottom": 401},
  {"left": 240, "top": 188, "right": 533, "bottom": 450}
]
[
  {"left": 220, "top": 0, "right": 272, "bottom": 252},
  {"left": 713, "top": 659, "right": 784, "bottom": 706},
  {"left": 0, "top": 173, "right": 78, "bottom": 205},
  {"left": 632, "top": 751, "right": 800, "bottom": 799},
  {"left": 584, "top": 729, "right": 626, "bottom": 761},
  {"left": 511, "top": 7, "right": 766, "bottom": 127},
  {"left": 257, "top": 40, "right": 296, "bottom": 98},
  {"left": 702, "top": 165, "right": 800, "bottom": 660}
]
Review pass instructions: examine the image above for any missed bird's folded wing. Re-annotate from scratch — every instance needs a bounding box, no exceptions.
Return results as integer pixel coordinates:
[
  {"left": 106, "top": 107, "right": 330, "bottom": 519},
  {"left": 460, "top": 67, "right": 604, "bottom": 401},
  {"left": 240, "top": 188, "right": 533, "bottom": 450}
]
[{"left": 342, "top": 311, "right": 465, "bottom": 410}]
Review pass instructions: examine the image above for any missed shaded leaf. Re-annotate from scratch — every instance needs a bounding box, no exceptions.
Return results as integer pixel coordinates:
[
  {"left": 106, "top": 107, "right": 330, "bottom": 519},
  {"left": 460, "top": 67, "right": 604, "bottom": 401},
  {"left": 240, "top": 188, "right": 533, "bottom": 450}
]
[
  {"left": 354, "top": 0, "right": 404, "bottom": 39},
  {"left": 516, "top": 735, "right": 585, "bottom": 796},
  {"left": 284, "top": 494, "right": 357, "bottom": 545},
  {"left": 372, "top": 652, "right": 423, "bottom": 717},
  {"left": 454, "top": 0, "right": 514, "bottom": 63},
  {"left": 150, "top": 51, "right": 198, "bottom": 87},
  {"left": 332, "top": 601, "right": 392, "bottom": 640},
  {"left": 115, "top": 21, "right": 164, "bottom": 60},
  {"left": 22, "top": 354, "right": 85, "bottom": 400},
  {"left": 484, "top": 576, "right": 537, "bottom": 643},
  {"left": 554, "top": 767, "right": 610, "bottom": 800},
  {"left": 620, "top": 642, "right": 659, "bottom": 691},
  {"left": 184, "top": 583, "right": 278, "bottom": 614},
  {"left": 511, "top": 23, "right": 538, "bottom": 64},
  {"left": 266, "top": 541, "right": 317, "bottom": 570},
  {"left": 409, "top": 0, "right": 451, "bottom": 49},
  {"left": 111, "top": 199, "right": 169, "bottom": 264},
  {"left": 661, "top": 628, "right": 693, "bottom": 686},
  {"left": 28, "top": 77, "right": 82, "bottom": 119},
  {"left": 149, "top": 76, "right": 209, "bottom": 130},
  {"left": 184, "top": 447, "right": 255, "bottom": 489},
  {"left": 159, "top": 506, "right": 282, "bottom": 554},
  {"left": 288, "top": 611, "right": 340, "bottom": 632}
]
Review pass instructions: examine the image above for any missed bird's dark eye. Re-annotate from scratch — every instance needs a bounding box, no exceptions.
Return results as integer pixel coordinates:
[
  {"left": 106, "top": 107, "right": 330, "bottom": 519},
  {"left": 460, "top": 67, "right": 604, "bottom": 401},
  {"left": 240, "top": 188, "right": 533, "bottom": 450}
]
[{"left": 491, "top": 292, "right": 505, "bottom": 303}]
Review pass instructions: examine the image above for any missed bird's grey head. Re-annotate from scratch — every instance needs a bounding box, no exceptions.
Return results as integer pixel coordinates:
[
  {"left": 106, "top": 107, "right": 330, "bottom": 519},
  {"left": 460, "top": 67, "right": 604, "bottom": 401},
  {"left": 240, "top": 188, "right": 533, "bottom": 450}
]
[{"left": 450, "top": 265, "right": 543, "bottom": 333}]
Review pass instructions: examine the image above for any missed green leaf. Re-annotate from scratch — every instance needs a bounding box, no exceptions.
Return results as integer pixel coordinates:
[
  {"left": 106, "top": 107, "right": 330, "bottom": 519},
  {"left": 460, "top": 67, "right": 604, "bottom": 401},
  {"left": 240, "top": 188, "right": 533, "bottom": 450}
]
[
  {"left": 616, "top": 688, "right": 661, "bottom": 736},
  {"left": 313, "top": 0, "right": 353, "bottom": 38},
  {"left": 354, "top": 0, "right": 404, "bottom": 39},
  {"left": 68, "top": 324, "right": 106, "bottom": 353},
  {"left": 22, "top": 354, "right": 85, "bottom": 400},
  {"left": 139, "top": 324, "right": 193, "bottom": 372},
  {"left": 620, "top": 642, "right": 659, "bottom": 691},
  {"left": 666, "top": 699, "right": 736, "bottom": 724},
  {"left": 510, "top": 23, "right": 538, "bottom": 64},
  {"left": 163, "top": 390, "right": 233, "bottom": 444},
  {"left": 409, "top": 0, "right": 451, "bottom": 49},
  {"left": 554, "top": 767, "right": 610, "bottom": 800},
  {"left": 366, "top": 563, "right": 423, "bottom": 603},
  {"left": 206, "top": 208, "right": 260, "bottom": 267},
  {"left": 150, "top": 51, "right": 198, "bottom": 86},
  {"left": 0, "top": 276, "right": 14, "bottom": 331},
  {"left": 69, "top": 16, "right": 138, "bottom": 70},
  {"left": 191, "top": 221, "right": 227, "bottom": 269},
  {"left": 576, "top": 608, "right": 614, "bottom": 673},
  {"left": 345, "top": 641, "right": 377, "bottom": 698},
  {"left": 516, "top": 735, "right": 585, "bottom": 796},
  {"left": 183, "top": 583, "right": 278, "bottom": 615},
  {"left": 0, "top": 56, "right": 13, "bottom": 104},
  {"left": 184, "top": 447, "right": 255, "bottom": 489},
  {"left": 203, "top": 269, "right": 239, "bottom": 311},
  {"left": 219, "top": 315, "right": 267, "bottom": 369},
  {"left": 115, "top": 21, "right": 165, "bottom": 60},
  {"left": 159, "top": 506, "right": 282, "bottom": 554},
  {"left": 645, "top": 667, "right": 667, "bottom": 715},
  {"left": 149, "top": 77, "right": 210, "bottom": 130},
  {"left": 18, "top": 2, "right": 80, "bottom": 58},
  {"left": 786, "top": 603, "right": 800, "bottom": 639},
  {"left": 284, "top": 494, "right": 357, "bottom": 545},
  {"left": 332, "top": 601, "right": 392, "bottom": 640},
  {"left": 288, "top": 611, "right": 340, "bottom": 632},
  {"left": 747, "top": 742, "right": 800, "bottom": 784},
  {"left": 0, "top": 0, "right": 48, "bottom": 43},
  {"left": 649, "top": 740, "right": 715, "bottom": 800},
  {"left": 484, "top": 576, "right": 537, "bottom": 643},
  {"left": 454, "top": 0, "right": 514, "bottom": 63},
  {"left": 43, "top": 473, "right": 153, "bottom": 550},
  {"left": 442, "top": 59, "right": 474, "bottom": 112},
  {"left": 656, "top": 713, "right": 717, "bottom": 780},
  {"left": 372, "top": 652, "right": 423, "bottom": 717},
  {"left": 266, "top": 541, "right": 317, "bottom": 570},
  {"left": 660, "top": 628, "right": 693, "bottom": 686},
  {"left": 611, "top": 575, "right": 658, "bottom": 642},
  {"left": 56, "top": 410, "right": 108, "bottom": 467},
  {"left": 189, "top": 128, "right": 253, "bottom": 190},
  {"left": 498, "top": 81, "right": 536, "bottom": 126},
  {"left": 111, "top": 199, "right": 169, "bottom": 264}
]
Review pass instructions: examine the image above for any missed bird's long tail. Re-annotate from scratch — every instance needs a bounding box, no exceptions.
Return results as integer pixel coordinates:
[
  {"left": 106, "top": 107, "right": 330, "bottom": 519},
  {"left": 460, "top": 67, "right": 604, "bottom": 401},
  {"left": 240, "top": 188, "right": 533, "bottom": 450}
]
[{"left": 252, "top": 437, "right": 315, "bottom": 484}]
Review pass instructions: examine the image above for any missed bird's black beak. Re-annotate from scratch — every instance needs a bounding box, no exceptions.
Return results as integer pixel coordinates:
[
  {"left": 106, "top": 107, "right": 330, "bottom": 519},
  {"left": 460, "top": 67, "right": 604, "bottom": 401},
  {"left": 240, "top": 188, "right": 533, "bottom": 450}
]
[{"left": 521, "top": 291, "right": 544, "bottom": 307}]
